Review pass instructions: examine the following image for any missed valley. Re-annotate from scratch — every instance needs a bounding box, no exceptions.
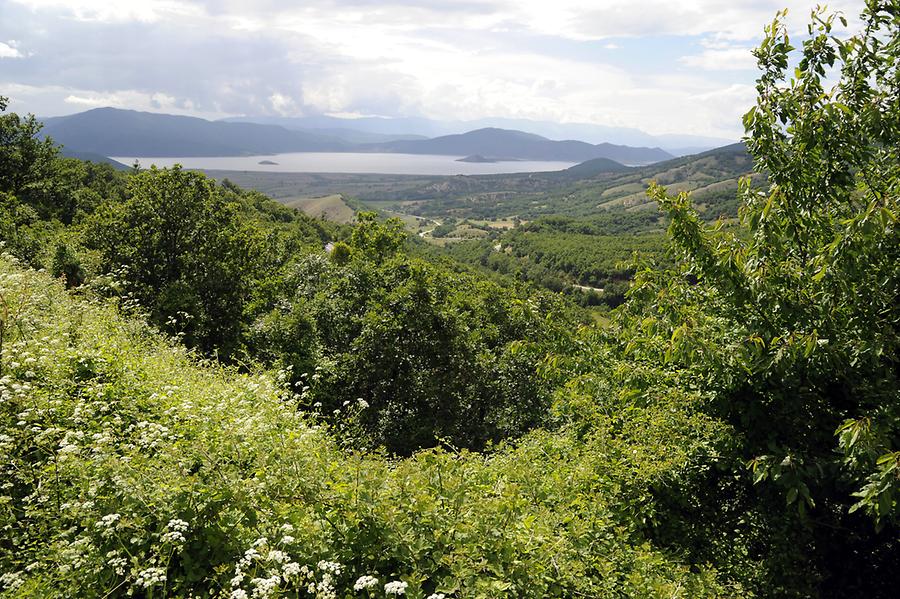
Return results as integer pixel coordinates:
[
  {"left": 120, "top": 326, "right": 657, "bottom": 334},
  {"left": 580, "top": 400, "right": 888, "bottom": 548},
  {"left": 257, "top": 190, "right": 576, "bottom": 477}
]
[{"left": 3, "top": 2, "right": 897, "bottom": 596}]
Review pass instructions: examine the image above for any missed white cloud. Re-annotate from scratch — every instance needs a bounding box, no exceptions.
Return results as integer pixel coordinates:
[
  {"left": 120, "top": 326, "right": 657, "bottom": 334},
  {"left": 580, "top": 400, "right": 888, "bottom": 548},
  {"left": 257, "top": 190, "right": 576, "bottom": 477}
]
[
  {"left": 493, "top": 0, "right": 864, "bottom": 41},
  {"left": 268, "top": 92, "right": 298, "bottom": 115},
  {"left": 0, "top": 40, "right": 23, "bottom": 58},
  {"left": 10, "top": 0, "right": 204, "bottom": 23},
  {"left": 0, "top": 0, "right": 871, "bottom": 138},
  {"left": 680, "top": 46, "right": 758, "bottom": 71},
  {"left": 54, "top": 87, "right": 227, "bottom": 118}
]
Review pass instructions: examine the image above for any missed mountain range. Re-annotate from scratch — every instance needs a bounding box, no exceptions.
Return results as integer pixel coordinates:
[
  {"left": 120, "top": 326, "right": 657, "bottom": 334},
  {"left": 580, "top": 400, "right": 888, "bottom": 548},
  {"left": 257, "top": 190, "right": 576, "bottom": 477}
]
[
  {"left": 41, "top": 108, "right": 676, "bottom": 166},
  {"left": 40, "top": 108, "right": 349, "bottom": 156},
  {"left": 224, "top": 115, "right": 733, "bottom": 155},
  {"left": 358, "top": 128, "right": 672, "bottom": 164}
]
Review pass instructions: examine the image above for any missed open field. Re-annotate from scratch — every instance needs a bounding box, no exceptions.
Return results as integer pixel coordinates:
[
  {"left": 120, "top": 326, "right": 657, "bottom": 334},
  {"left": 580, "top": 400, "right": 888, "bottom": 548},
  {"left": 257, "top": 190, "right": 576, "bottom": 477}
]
[{"left": 281, "top": 194, "right": 356, "bottom": 223}]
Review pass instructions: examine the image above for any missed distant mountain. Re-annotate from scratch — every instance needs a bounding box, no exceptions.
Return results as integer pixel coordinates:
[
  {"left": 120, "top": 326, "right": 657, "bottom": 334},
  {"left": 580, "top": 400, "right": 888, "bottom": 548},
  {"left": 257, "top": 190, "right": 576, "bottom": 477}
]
[
  {"left": 361, "top": 128, "right": 672, "bottom": 165},
  {"left": 59, "top": 147, "right": 129, "bottom": 170},
  {"left": 41, "top": 108, "right": 349, "bottom": 157},
  {"left": 222, "top": 116, "right": 427, "bottom": 144},
  {"left": 226, "top": 114, "right": 734, "bottom": 155},
  {"left": 38, "top": 108, "right": 673, "bottom": 165},
  {"left": 557, "top": 157, "right": 629, "bottom": 178}
]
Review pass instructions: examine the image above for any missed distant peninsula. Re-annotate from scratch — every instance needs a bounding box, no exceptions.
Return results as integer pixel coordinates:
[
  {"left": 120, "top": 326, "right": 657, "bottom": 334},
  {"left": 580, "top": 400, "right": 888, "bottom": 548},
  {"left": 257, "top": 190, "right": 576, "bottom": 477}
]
[
  {"left": 456, "top": 154, "right": 522, "bottom": 163},
  {"left": 258, "top": 159, "right": 278, "bottom": 165}
]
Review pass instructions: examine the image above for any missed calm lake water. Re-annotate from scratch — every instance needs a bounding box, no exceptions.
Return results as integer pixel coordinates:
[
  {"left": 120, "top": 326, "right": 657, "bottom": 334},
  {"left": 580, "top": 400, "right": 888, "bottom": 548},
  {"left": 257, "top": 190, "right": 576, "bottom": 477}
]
[{"left": 111, "top": 152, "right": 577, "bottom": 175}]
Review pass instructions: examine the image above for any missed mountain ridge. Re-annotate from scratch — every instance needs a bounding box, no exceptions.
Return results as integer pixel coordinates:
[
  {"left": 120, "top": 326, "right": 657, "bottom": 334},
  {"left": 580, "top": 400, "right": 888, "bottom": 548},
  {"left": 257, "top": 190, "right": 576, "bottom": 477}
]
[
  {"left": 40, "top": 107, "right": 350, "bottom": 156},
  {"left": 40, "top": 108, "right": 672, "bottom": 165},
  {"left": 360, "top": 127, "right": 672, "bottom": 165},
  {"left": 223, "top": 114, "right": 734, "bottom": 154}
]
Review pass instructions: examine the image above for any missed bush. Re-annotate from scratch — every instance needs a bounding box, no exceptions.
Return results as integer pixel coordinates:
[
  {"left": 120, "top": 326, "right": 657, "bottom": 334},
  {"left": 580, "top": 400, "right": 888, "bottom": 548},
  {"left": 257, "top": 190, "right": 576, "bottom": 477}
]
[{"left": 0, "top": 257, "right": 738, "bottom": 597}]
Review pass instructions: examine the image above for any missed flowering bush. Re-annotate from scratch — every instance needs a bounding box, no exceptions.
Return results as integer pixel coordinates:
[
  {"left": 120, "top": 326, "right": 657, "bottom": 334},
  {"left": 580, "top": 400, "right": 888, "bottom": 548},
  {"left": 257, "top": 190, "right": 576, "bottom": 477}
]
[{"left": 0, "top": 257, "right": 735, "bottom": 597}]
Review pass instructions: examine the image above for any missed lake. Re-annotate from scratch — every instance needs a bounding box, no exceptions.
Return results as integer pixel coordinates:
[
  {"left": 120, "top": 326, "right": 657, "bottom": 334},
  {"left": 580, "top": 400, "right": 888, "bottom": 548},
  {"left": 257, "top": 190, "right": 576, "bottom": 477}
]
[{"left": 111, "top": 152, "right": 578, "bottom": 176}]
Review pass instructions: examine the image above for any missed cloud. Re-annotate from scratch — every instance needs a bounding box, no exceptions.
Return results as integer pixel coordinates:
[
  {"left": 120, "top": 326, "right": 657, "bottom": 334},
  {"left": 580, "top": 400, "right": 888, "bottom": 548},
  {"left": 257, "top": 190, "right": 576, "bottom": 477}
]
[
  {"left": 63, "top": 90, "right": 186, "bottom": 111},
  {"left": 680, "top": 43, "right": 758, "bottom": 71},
  {"left": 10, "top": 0, "right": 204, "bottom": 23},
  {"left": 0, "top": 0, "right": 869, "bottom": 138},
  {"left": 0, "top": 40, "right": 23, "bottom": 58},
  {"left": 494, "top": 0, "right": 864, "bottom": 41}
]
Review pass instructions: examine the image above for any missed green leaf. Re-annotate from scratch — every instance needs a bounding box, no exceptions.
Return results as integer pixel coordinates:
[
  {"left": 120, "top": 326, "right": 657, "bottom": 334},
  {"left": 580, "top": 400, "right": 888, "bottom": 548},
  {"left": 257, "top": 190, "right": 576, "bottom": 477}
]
[{"left": 787, "top": 487, "right": 798, "bottom": 505}]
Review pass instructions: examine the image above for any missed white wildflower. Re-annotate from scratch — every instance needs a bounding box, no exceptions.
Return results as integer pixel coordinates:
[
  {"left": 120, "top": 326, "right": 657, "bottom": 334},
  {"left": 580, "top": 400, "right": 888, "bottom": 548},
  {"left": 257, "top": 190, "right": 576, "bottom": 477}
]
[
  {"left": 136, "top": 567, "right": 166, "bottom": 589},
  {"left": 250, "top": 575, "right": 280, "bottom": 598},
  {"left": 0, "top": 572, "right": 25, "bottom": 591},
  {"left": 282, "top": 562, "right": 302, "bottom": 577},
  {"left": 167, "top": 518, "right": 189, "bottom": 532},
  {"left": 384, "top": 580, "right": 408, "bottom": 595},
  {"left": 427, "top": 594, "right": 447, "bottom": 599},
  {"left": 317, "top": 560, "right": 342, "bottom": 575},
  {"left": 162, "top": 518, "right": 188, "bottom": 544},
  {"left": 240, "top": 548, "right": 260, "bottom": 567},
  {"left": 97, "top": 513, "right": 120, "bottom": 528},
  {"left": 109, "top": 556, "right": 128, "bottom": 575},
  {"left": 230, "top": 590, "right": 249, "bottom": 599},
  {"left": 354, "top": 575, "right": 379, "bottom": 590}
]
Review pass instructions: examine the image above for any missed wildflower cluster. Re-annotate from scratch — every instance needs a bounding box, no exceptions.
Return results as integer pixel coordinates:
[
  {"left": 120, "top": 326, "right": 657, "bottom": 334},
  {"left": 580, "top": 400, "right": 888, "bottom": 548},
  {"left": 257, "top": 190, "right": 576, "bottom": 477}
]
[
  {"left": 384, "top": 580, "right": 408, "bottom": 595},
  {"left": 0, "top": 257, "right": 740, "bottom": 597},
  {"left": 354, "top": 575, "right": 379, "bottom": 591}
]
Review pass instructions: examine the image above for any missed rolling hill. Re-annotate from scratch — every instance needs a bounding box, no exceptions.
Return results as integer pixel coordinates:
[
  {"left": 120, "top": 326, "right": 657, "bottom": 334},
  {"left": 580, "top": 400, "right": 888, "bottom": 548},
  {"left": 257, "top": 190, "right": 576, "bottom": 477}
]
[
  {"left": 362, "top": 128, "right": 672, "bottom": 165},
  {"left": 281, "top": 194, "right": 357, "bottom": 223},
  {"left": 58, "top": 147, "right": 129, "bottom": 169},
  {"left": 197, "top": 142, "right": 753, "bottom": 224}
]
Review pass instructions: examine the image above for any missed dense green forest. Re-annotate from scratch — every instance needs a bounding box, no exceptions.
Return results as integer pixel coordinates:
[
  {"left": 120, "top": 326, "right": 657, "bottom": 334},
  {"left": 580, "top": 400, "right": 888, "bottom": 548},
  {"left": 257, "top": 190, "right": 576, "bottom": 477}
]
[{"left": 1, "top": 2, "right": 899, "bottom": 597}]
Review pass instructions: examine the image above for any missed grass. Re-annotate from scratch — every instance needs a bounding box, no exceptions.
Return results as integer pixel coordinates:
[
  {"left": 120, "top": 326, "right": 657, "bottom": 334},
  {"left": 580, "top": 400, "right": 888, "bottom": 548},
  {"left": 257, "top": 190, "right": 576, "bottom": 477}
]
[{"left": 281, "top": 194, "right": 356, "bottom": 223}]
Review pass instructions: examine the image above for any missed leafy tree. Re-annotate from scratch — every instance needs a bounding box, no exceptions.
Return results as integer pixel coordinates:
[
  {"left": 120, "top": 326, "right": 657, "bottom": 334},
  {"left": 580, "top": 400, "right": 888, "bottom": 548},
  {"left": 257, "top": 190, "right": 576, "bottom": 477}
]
[
  {"left": 0, "top": 96, "right": 58, "bottom": 207},
  {"left": 51, "top": 242, "right": 85, "bottom": 288},
  {"left": 348, "top": 211, "right": 406, "bottom": 262},
  {"left": 86, "top": 166, "right": 264, "bottom": 357},
  {"left": 248, "top": 217, "right": 572, "bottom": 454},
  {"left": 618, "top": 1, "right": 899, "bottom": 592}
]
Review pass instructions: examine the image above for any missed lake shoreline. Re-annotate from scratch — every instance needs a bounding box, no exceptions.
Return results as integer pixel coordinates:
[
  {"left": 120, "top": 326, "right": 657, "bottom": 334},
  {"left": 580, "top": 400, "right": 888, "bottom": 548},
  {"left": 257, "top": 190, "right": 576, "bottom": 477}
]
[{"left": 111, "top": 152, "right": 578, "bottom": 176}]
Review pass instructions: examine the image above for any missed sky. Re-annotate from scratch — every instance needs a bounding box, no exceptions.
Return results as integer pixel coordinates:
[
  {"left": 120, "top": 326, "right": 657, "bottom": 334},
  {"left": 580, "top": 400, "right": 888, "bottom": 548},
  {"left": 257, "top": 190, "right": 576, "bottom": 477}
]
[{"left": 0, "top": 0, "right": 865, "bottom": 139}]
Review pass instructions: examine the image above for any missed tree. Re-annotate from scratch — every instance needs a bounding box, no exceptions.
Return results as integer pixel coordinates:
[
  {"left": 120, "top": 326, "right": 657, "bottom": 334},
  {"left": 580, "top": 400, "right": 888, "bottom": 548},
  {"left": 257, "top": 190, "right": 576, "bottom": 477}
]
[
  {"left": 0, "top": 96, "right": 58, "bottom": 203},
  {"left": 86, "top": 166, "right": 263, "bottom": 357},
  {"left": 348, "top": 211, "right": 406, "bottom": 262},
  {"left": 620, "top": 0, "right": 899, "bottom": 591},
  {"left": 247, "top": 215, "right": 570, "bottom": 455}
]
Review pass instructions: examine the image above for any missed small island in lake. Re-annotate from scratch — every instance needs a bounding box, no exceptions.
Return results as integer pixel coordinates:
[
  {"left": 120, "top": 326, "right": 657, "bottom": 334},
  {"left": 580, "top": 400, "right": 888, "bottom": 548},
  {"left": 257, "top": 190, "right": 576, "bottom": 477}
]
[
  {"left": 258, "top": 159, "right": 278, "bottom": 165},
  {"left": 456, "top": 154, "right": 522, "bottom": 163}
]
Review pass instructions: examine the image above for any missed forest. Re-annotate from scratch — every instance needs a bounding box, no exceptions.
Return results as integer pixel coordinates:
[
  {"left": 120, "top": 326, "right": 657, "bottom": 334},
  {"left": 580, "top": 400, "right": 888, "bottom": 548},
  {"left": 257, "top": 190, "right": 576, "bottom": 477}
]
[{"left": 0, "top": 2, "right": 898, "bottom": 597}]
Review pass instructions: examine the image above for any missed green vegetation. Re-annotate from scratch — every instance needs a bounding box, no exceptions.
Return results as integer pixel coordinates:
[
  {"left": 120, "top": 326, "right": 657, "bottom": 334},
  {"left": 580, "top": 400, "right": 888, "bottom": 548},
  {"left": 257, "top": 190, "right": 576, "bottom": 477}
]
[
  {"left": 1, "top": 3, "right": 899, "bottom": 597},
  {"left": 202, "top": 142, "right": 752, "bottom": 224},
  {"left": 246, "top": 212, "right": 574, "bottom": 455},
  {"left": 281, "top": 194, "right": 357, "bottom": 223},
  {"left": 0, "top": 259, "right": 735, "bottom": 598},
  {"left": 437, "top": 216, "right": 668, "bottom": 308}
]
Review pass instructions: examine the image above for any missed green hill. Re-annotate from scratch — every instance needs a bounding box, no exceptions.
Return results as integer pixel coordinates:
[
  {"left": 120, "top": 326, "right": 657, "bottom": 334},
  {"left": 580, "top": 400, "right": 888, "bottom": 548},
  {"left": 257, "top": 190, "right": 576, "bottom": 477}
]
[{"left": 282, "top": 193, "right": 356, "bottom": 223}]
